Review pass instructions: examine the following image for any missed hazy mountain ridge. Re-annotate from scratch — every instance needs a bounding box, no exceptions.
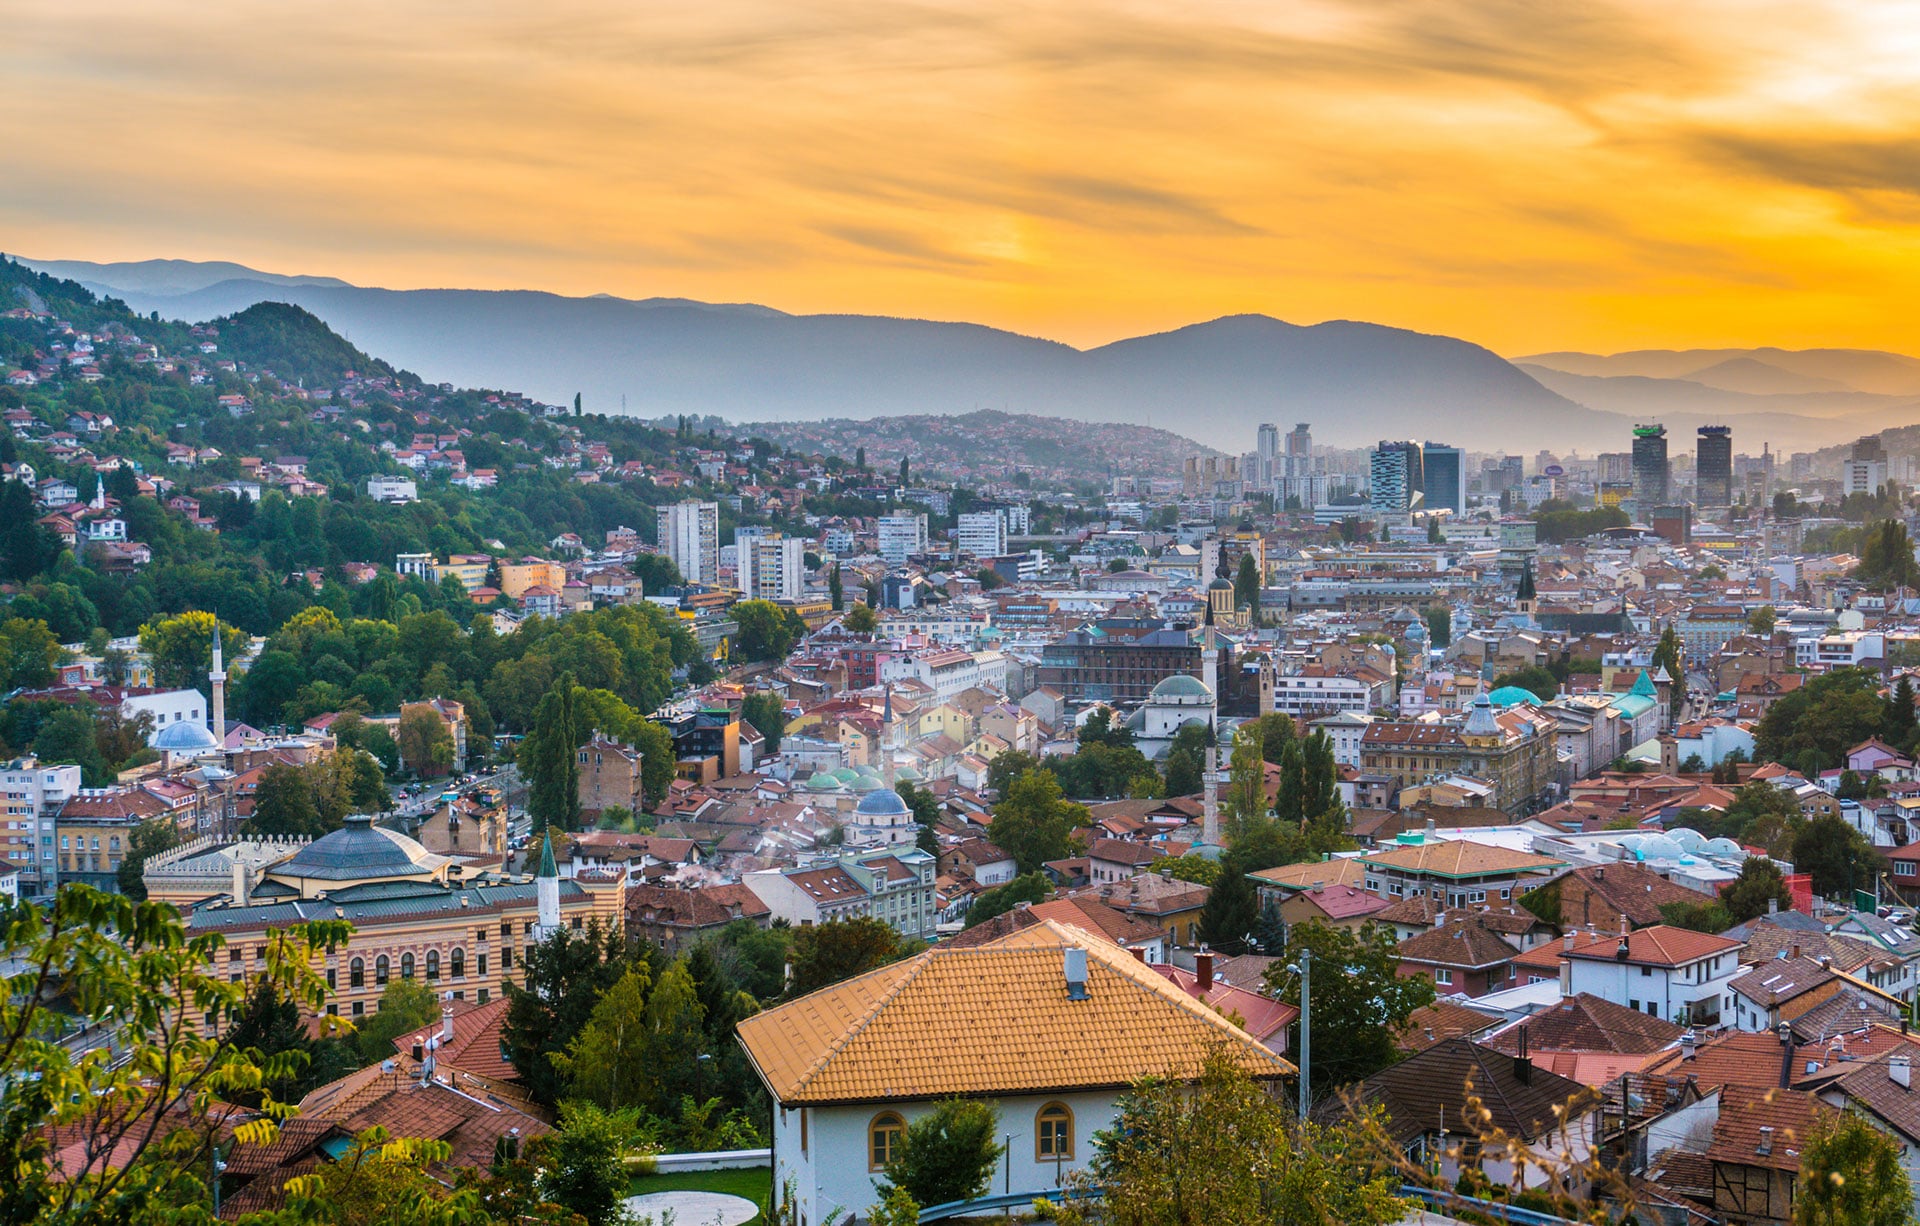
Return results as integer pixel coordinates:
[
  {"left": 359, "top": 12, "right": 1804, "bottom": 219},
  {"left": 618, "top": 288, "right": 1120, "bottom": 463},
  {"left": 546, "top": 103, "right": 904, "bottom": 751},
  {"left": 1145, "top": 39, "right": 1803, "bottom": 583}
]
[{"left": 32, "top": 255, "right": 1920, "bottom": 455}]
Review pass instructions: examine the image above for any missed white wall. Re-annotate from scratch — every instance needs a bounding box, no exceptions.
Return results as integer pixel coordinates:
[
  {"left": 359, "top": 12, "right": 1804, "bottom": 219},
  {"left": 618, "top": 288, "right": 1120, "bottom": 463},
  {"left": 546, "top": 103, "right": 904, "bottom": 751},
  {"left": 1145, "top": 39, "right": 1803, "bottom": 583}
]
[{"left": 774, "top": 1091, "right": 1124, "bottom": 1226}]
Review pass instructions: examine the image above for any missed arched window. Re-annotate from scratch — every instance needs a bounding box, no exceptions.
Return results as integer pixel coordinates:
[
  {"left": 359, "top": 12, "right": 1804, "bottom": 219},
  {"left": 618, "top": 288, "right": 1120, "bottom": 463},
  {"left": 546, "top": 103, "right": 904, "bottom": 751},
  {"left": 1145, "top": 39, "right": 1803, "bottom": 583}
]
[
  {"left": 451, "top": 948, "right": 465, "bottom": 979},
  {"left": 868, "top": 1112, "right": 905, "bottom": 1171},
  {"left": 1036, "top": 1103, "right": 1074, "bottom": 1161},
  {"left": 426, "top": 951, "right": 440, "bottom": 981},
  {"left": 349, "top": 957, "right": 364, "bottom": 988},
  {"left": 400, "top": 952, "right": 415, "bottom": 980},
  {"left": 375, "top": 955, "right": 390, "bottom": 985}
]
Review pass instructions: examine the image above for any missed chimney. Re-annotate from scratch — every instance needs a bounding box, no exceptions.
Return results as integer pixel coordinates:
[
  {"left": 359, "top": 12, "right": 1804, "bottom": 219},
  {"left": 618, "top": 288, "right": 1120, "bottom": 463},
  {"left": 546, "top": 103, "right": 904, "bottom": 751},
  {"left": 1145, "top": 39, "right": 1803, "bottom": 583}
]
[
  {"left": 1893, "top": 1055, "right": 1913, "bottom": 1090},
  {"left": 1564, "top": 929, "right": 1577, "bottom": 952},
  {"left": 1768, "top": 897, "right": 1779, "bottom": 915},
  {"left": 1756, "top": 1126, "right": 1774, "bottom": 1156},
  {"left": 1594, "top": 865, "right": 1604, "bottom": 881},
  {"left": 1064, "top": 947, "right": 1089, "bottom": 1001},
  {"left": 1196, "top": 951, "right": 1214, "bottom": 994},
  {"left": 1426, "top": 815, "right": 1437, "bottom": 838},
  {"left": 1513, "top": 1024, "right": 1532, "bottom": 1085},
  {"left": 1680, "top": 1030, "right": 1697, "bottom": 1060},
  {"left": 231, "top": 859, "right": 248, "bottom": 908},
  {"left": 442, "top": 1007, "right": 454, "bottom": 1043},
  {"left": 1620, "top": 912, "right": 1631, "bottom": 939},
  {"left": 1791, "top": 944, "right": 1801, "bottom": 961}
]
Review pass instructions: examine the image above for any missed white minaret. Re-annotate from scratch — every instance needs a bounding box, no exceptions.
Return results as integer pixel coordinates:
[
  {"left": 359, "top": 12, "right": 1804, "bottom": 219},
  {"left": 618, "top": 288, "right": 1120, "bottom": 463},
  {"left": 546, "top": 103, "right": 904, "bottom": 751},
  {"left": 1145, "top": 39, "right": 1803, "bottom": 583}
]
[
  {"left": 535, "top": 831, "right": 561, "bottom": 937},
  {"left": 209, "top": 624, "right": 227, "bottom": 748},
  {"left": 1201, "top": 745, "right": 1222, "bottom": 846}
]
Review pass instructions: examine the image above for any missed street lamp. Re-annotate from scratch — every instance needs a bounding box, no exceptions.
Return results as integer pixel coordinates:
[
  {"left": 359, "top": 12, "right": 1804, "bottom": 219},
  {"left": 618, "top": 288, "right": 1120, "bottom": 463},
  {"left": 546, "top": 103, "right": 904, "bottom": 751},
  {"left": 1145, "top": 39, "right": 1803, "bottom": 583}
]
[{"left": 1286, "top": 947, "right": 1311, "bottom": 1120}]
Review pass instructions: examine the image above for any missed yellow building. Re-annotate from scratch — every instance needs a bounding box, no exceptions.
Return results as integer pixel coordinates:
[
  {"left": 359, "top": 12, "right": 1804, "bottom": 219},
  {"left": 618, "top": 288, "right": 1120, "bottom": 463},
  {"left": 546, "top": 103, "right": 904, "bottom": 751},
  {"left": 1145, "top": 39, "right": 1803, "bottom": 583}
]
[
  {"left": 499, "top": 560, "right": 568, "bottom": 601},
  {"left": 148, "top": 819, "right": 623, "bottom": 1023}
]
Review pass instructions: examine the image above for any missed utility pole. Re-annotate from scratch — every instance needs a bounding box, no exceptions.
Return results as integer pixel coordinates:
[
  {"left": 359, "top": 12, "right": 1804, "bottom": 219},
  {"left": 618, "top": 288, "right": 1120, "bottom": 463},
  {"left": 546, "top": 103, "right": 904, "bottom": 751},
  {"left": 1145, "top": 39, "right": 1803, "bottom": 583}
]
[{"left": 1291, "top": 946, "right": 1311, "bottom": 1119}]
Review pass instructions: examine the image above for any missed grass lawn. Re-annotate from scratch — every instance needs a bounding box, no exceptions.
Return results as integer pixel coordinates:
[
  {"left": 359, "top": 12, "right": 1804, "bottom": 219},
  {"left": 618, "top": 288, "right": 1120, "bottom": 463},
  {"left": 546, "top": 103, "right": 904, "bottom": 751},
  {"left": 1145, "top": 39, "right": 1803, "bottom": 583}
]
[{"left": 626, "top": 1166, "right": 771, "bottom": 1225}]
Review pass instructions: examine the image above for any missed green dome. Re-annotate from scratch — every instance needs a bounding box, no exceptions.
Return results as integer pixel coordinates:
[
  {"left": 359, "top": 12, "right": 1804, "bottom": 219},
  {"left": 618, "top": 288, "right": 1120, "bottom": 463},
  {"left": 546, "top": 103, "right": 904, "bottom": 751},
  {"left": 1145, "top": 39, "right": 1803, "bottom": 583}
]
[
  {"left": 849, "top": 774, "right": 882, "bottom": 792},
  {"left": 830, "top": 767, "right": 859, "bottom": 784},
  {"left": 1149, "top": 674, "right": 1213, "bottom": 701},
  {"left": 806, "top": 772, "right": 844, "bottom": 792},
  {"left": 854, "top": 764, "right": 880, "bottom": 778},
  {"left": 1487, "top": 686, "right": 1540, "bottom": 707},
  {"left": 894, "top": 763, "right": 922, "bottom": 782}
]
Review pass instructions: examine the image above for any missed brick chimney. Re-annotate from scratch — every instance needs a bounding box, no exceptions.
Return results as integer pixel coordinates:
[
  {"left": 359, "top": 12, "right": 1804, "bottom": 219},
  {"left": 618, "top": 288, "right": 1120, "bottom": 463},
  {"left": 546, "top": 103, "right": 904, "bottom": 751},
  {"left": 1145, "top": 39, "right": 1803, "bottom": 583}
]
[{"left": 1196, "top": 951, "right": 1214, "bottom": 994}]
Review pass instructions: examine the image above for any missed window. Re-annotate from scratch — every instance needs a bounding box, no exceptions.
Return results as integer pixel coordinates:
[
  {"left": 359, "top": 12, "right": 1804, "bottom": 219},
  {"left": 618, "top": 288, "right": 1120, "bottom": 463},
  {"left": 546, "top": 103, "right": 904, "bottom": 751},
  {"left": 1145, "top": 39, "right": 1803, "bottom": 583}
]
[
  {"left": 426, "top": 951, "right": 440, "bottom": 981},
  {"left": 869, "top": 1113, "right": 905, "bottom": 1170},
  {"left": 1435, "top": 969, "right": 1452, "bottom": 985},
  {"left": 401, "top": 952, "right": 415, "bottom": 980},
  {"left": 500, "top": 921, "right": 513, "bottom": 940},
  {"left": 326, "top": 967, "right": 336, "bottom": 990},
  {"left": 349, "top": 957, "right": 364, "bottom": 988},
  {"left": 351, "top": 1001, "right": 364, "bottom": 1017},
  {"left": 451, "top": 949, "right": 465, "bottom": 978},
  {"left": 1640, "top": 966, "right": 1652, "bottom": 977},
  {"left": 478, "top": 952, "right": 487, "bottom": 977},
  {"left": 502, "top": 948, "right": 513, "bottom": 970},
  {"left": 376, "top": 955, "right": 389, "bottom": 985},
  {"left": 478, "top": 988, "right": 489, "bottom": 1004},
  {"left": 1037, "top": 1103, "right": 1074, "bottom": 1161}
]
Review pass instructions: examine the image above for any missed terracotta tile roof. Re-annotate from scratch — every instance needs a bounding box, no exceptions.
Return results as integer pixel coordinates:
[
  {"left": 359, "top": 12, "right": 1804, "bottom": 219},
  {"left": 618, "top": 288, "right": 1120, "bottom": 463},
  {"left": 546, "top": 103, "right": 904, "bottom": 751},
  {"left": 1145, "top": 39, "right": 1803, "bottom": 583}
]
[
  {"left": 1645, "top": 1145, "right": 1715, "bottom": 1202},
  {"left": 1025, "top": 897, "right": 1164, "bottom": 947},
  {"left": 1808, "top": 1050, "right": 1920, "bottom": 1139},
  {"left": 1735, "top": 925, "right": 1875, "bottom": 973},
  {"left": 1358, "top": 839, "right": 1565, "bottom": 879},
  {"left": 735, "top": 919, "right": 1291, "bottom": 1106},
  {"left": 1729, "top": 956, "right": 1843, "bottom": 1009},
  {"left": 1486, "top": 993, "right": 1683, "bottom": 1056},
  {"left": 1397, "top": 917, "right": 1522, "bottom": 970},
  {"left": 1642, "top": 1031, "right": 1800, "bottom": 1093},
  {"left": 1704, "top": 1084, "right": 1830, "bottom": 1172},
  {"left": 1563, "top": 924, "right": 1743, "bottom": 967},
  {"left": 1086, "top": 837, "right": 1164, "bottom": 867},
  {"left": 1293, "top": 883, "right": 1395, "bottom": 921},
  {"left": 1149, "top": 963, "right": 1298, "bottom": 1043},
  {"left": 1553, "top": 862, "right": 1711, "bottom": 929},
  {"left": 1250, "top": 858, "right": 1364, "bottom": 892}
]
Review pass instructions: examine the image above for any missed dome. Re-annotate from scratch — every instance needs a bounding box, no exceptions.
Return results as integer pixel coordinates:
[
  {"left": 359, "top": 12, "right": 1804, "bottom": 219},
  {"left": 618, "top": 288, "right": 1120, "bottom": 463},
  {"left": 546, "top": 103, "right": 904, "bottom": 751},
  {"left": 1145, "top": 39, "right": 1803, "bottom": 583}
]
[
  {"left": 1149, "top": 674, "right": 1213, "bottom": 702},
  {"left": 893, "top": 763, "right": 922, "bottom": 783},
  {"left": 830, "top": 767, "right": 859, "bottom": 784},
  {"left": 277, "top": 814, "right": 445, "bottom": 882},
  {"left": 854, "top": 788, "right": 911, "bottom": 818},
  {"left": 854, "top": 764, "right": 880, "bottom": 778},
  {"left": 848, "top": 774, "right": 883, "bottom": 793},
  {"left": 1487, "top": 686, "right": 1540, "bottom": 708},
  {"left": 152, "top": 719, "right": 219, "bottom": 753},
  {"left": 1209, "top": 577, "right": 1235, "bottom": 591},
  {"left": 805, "top": 771, "right": 843, "bottom": 792}
]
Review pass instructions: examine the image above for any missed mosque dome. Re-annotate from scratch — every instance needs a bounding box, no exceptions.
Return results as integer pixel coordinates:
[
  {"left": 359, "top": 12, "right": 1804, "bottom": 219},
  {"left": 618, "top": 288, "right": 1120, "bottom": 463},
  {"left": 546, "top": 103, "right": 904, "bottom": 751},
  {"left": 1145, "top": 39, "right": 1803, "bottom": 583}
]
[
  {"left": 1149, "top": 674, "right": 1214, "bottom": 702},
  {"left": 152, "top": 720, "right": 219, "bottom": 753},
  {"left": 854, "top": 789, "right": 911, "bottom": 819}
]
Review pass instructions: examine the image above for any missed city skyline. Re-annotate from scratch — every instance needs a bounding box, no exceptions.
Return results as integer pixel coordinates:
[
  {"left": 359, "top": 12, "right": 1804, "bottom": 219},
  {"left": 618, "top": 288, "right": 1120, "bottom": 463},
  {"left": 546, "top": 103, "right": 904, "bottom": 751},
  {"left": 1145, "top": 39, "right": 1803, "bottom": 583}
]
[{"left": 8, "top": 2, "right": 1920, "bottom": 355}]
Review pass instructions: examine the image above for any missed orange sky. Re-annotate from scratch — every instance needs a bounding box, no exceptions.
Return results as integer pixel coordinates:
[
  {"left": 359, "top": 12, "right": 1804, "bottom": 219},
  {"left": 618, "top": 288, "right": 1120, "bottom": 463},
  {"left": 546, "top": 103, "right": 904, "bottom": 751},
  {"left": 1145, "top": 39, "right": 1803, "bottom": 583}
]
[{"left": 7, "top": 0, "right": 1920, "bottom": 354}]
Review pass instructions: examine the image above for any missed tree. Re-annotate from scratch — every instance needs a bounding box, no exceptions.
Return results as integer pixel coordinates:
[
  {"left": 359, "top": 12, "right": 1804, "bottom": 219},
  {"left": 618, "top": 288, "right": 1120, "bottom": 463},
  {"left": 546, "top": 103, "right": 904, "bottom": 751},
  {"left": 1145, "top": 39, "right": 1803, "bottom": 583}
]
[
  {"left": 828, "top": 564, "right": 844, "bottom": 611},
  {"left": 503, "top": 919, "right": 633, "bottom": 1106},
  {"left": 222, "top": 980, "right": 314, "bottom": 1106},
  {"left": 964, "top": 872, "right": 1050, "bottom": 927},
  {"left": 1793, "top": 1108, "right": 1912, "bottom": 1226},
  {"left": 247, "top": 763, "right": 327, "bottom": 838},
  {"left": 1198, "top": 862, "right": 1258, "bottom": 954},
  {"left": 844, "top": 602, "right": 878, "bottom": 633},
  {"left": 353, "top": 977, "right": 441, "bottom": 1064},
  {"left": 536, "top": 1101, "right": 632, "bottom": 1226},
  {"left": 0, "top": 616, "right": 60, "bottom": 691},
  {"left": 1855, "top": 519, "right": 1920, "bottom": 589},
  {"left": 1162, "top": 722, "right": 1213, "bottom": 796},
  {"left": 0, "top": 885, "right": 346, "bottom": 1226},
  {"left": 1265, "top": 921, "right": 1436, "bottom": 1092},
  {"left": 551, "top": 962, "right": 655, "bottom": 1112},
  {"left": 1756, "top": 669, "right": 1888, "bottom": 773},
  {"left": 116, "top": 818, "right": 181, "bottom": 901},
  {"left": 396, "top": 705, "right": 455, "bottom": 777},
  {"left": 1652, "top": 623, "right": 1685, "bottom": 721},
  {"left": 741, "top": 692, "right": 787, "bottom": 754},
  {"left": 1749, "top": 605, "right": 1778, "bottom": 636},
  {"left": 880, "top": 1099, "right": 1005, "bottom": 1209},
  {"left": 1161, "top": 854, "right": 1221, "bottom": 887},
  {"left": 1886, "top": 676, "right": 1918, "bottom": 756},
  {"left": 732, "top": 599, "right": 806, "bottom": 662},
  {"left": 137, "top": 611, "right": 244, "bottom": 691},
  {"left": 988, "top": 769, "right": 1087, "bottom": 875},
  {"left": 1491, "top": 665, "right": 1558, "bottom": 703},
  {"left": 1423, "top": 605, "right": 1451, "bottom": 649},
  {"left": 1793, "top": 813, "right": 1882, "bottom": 901},
  {"left": 521, "top": 675, "right": 581, "bottom": 833},
  {"left": 786, "top": 917, "right": 903, "bottom": 997},
  {"left": 1223, "top": 722, "right": 1269, "bottom": 832},
  {"left": 1719, "top": 857, "right": 1795, "bottom": 923},
  {"left": 32, "top": 706, "right": 106, "bottom": 784},
  {"left": 1233, "top": 552, "right": 1261, "bottom": 618},
  {"left": 1043, "top": 1049, "right": 1408, "bottom": 1226}
]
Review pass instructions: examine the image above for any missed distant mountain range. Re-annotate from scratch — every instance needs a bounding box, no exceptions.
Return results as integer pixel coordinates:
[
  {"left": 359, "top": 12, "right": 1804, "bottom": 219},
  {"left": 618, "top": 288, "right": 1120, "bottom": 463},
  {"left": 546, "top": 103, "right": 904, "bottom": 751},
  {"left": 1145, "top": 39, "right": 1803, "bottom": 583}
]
[{"left": 22, "top": 255, "right": 1920, "bottom": 454}]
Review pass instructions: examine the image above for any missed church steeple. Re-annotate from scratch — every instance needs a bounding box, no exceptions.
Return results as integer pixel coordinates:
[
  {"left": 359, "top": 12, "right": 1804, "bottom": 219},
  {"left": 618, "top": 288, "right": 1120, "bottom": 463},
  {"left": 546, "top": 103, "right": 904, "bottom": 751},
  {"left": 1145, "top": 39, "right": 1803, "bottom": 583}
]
[{"left": 1516, "top": 558, "right": 1537, "bottom": 617}]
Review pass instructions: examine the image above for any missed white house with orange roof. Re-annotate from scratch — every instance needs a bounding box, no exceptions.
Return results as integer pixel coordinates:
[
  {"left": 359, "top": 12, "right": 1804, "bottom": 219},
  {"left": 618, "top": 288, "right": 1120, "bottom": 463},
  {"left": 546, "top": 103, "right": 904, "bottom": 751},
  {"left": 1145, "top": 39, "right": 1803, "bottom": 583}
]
[{"left": 735, "top": 921, "right": 1290, "bottom": 1225}]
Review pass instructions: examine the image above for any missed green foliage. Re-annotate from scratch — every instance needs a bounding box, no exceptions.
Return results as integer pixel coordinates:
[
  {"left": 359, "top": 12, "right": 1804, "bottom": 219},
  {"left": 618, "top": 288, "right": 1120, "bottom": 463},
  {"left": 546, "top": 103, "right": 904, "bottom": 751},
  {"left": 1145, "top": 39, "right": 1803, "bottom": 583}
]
[
  {"left": 844, "top": 603, "right": 878, "bottom": 633},
  {"left": 880, "top": 1099, "right": 1005, "bottom": 1209},
  {"left": 1162, "top": 722, "right": 1213, "bottom": 796},
  {"left": 1658, "top": 899, "right": 1734, "bottom": 934},
  {"left": 1161, "top": 854, "right": 1221, "bottom": 887},
  {"left": 1266, "top": 921, "right": 1436, "bottom": 1091},
  {"left": 1854, "top": 519, "right": 1920, "bottom": 590},
  {"left": 397, "top": 705, "right": 456, "bottom": 776},
  {"left": 1532, "top": 504, "right": 1629, "bottom": 544},
  {"left": 1755, "top": 668, "right": 1889, "bottom": 774},
  {"left": 503, "top": 919, "right": 635, "bottom": 1106},
  {"left": 1233, "top": 552, "right": 1261, "bottom": 617},
  {"left": 1491, "top": 665, "right": 1558, "bottom": 703},
  {"left": 1424, "top": 605, "right": 1451, "bottom": 649},
  {"left": 786, "top": 916, "right": 906, "bottom": 998},
  {"left": 988, "top": 769, "right": 1089, "bottom": 875},
  {"left": 1792, "top": 1108, "right": 1913, "bottom": 1226},
  {"left": 1749, "top": 605, "right": 1778, "bottom": 635},
  {"left": 0, "top": 884, "right": 348, "bottom": 1226},
  {"left": 353, "top": 977, "right": 441, "bottom": 1065},
  {"left": 1516, "top": 879, "right": 1562, "bottom": 926},
  {"left": 536, "top": 1102, "right": 633, "bottom": 1226},
  {"left": 731, "top": 599, "right": 806, "bottom": 662},
  {"left": 741, "top": 691, "right": 786, "bottom": 754},
  {"left": 0, "top": 616, "right": 60, "bottom": 691},
  {"left": 964, "top": 871, "right": 1050, "bottom": 927},
  {"left": 1792, "top": 813, "right": 1883, "bottom": 900},
  {"left": 522, "top": 674, "right": 581, "bottom": 832},
  {"left": 1198, "top": 861, "right": 1260, "bottom": 954},
  {"left": 1043, "top": 1049, "right": 1408, "bottom": 1226},
  {"left": 247, "top": 762, "right": 329, "bottom": 837},
  {"left": 115, "top": 818, "right": 182, "bottom": 901}
]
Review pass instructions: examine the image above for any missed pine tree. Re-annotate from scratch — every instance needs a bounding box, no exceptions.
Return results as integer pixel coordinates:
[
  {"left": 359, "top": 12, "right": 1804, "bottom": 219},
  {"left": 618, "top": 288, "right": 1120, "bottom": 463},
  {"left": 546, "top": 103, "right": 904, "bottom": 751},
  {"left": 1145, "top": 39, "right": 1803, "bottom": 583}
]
[
  {"left": 1887, "top": 676, "right": 1918, "bottom": 756},
  {"left": 829, "top": 564, "right": 844, "bottom": 611},
  {"left": 1233, "top": 553, "right": 1260, "bottom": 618}
]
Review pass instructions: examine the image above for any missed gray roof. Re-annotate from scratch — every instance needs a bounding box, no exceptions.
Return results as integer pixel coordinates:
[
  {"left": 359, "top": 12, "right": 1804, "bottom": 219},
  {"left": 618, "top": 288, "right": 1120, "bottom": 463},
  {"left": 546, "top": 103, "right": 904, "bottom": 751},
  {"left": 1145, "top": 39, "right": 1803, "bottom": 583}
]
[
  {"left": 274, "top": 814, "right": 448, "bottom": 881},
  {"left": 855, "top": 788, "right": 910, "bottom": 818},
  {"left": 152, "top": 720, "right": 219, "bottom": 752}
]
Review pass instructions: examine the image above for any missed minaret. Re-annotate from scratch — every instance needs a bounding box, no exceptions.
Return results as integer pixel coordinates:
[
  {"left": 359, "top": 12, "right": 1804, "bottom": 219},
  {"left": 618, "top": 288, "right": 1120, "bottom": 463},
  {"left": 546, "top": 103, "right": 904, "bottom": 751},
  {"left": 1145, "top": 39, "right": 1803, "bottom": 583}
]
[
  {"left": 1201, "top": 627, "right": 1220, "bottom": 731},
  {"left": 535, "top": 831, "right": 561, "bottom": 937},
  {"left": 1201, "top": 745, "right": 1221, "bottom": 846},
  {"left": 209, "top": 624, "right": 227, "bottom": 748}
]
